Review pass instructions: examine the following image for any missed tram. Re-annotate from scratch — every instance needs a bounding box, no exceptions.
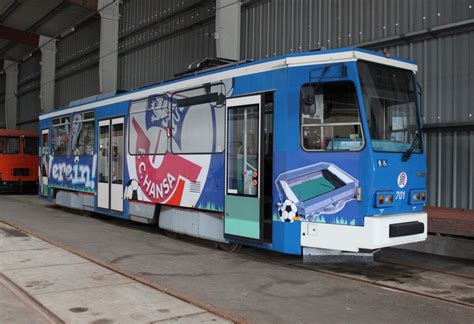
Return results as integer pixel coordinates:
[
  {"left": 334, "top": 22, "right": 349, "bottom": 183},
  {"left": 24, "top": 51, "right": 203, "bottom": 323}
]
[
  {"left": 0, "top": 129, "right": 38, "bottom": 193},
  {"left": 38, "top": 48, "right": 427, "bottom": 258}
]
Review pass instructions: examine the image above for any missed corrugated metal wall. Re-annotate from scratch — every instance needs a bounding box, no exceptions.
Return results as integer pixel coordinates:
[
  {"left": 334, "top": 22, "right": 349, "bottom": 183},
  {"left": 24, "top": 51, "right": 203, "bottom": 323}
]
[
  {"left": 17, "top": 52, "right": 41, "bottom": 129},
  {"left": 241, "top": 0, "right": 474, "bottom": 209},
  {"left": 117, "top": 0, "right": 216, "bottom": 90},
  {"left": 0, "top": 74, "right": 5, "bottom": 128},
  {"left": 55, "top": 17, "right": 101, "bottom": 108}
]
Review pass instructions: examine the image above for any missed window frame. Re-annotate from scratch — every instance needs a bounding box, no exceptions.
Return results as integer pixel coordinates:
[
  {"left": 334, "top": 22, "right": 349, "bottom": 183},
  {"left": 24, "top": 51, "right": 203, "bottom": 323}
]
[
  {"left": 71, "top": 110, "right": 96, "bottom": 156},
  {"left": 0, "top": 136, "right": 20, "bottom": 154},
  {"left": 51, "top": 116, "right": 71, "bottom": 156},
  {"left": 357, "top": 60, "right": 423, "bottom": 154},
  {"left": 170, "top": 84, "right": 226, "bottom": 155},
  {"left": 127, "top": 94, "right": 170, "bottom": 156},
  {"left": 300, "top": 80, "right": 366, "bottom": 152},
  {"left": 23, "top": 136, "right": 38, "bottom": 155}
]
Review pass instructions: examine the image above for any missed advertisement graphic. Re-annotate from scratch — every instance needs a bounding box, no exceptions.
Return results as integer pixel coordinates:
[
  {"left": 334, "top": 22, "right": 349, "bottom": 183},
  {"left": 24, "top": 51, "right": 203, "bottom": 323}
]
[
  {"left": 49, "top": 155, "right": 97, "bottom": 193},
  {"left": 275, "top": 162, "right": 359, "bottom": 223},
  {"left": 125, "top": 80, "right": 232, "bottom": 211}
]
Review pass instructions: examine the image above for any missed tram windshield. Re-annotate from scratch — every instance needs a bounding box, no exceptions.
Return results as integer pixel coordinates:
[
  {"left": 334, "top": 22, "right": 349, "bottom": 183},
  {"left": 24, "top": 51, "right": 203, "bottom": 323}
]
[{"left": 358, "top": 61, "right": 422, "bottom": 153}]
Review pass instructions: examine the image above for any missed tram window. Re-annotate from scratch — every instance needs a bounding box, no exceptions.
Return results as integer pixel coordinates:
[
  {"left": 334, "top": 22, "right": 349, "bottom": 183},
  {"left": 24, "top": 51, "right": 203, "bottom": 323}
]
[
  {"left": 0, "top": 137, "right": 20, "bottom": 154},
  {"left": 51, "top": 117, "right": 70, "bottom": 156},
  {"left": 300, "top": 82, "right": 364, "bottom": 151},
  {"left": 171, "top": 84, "right": 225, "bottom": 154},
  {"left": 24, "top": 137, "right": 38, "bottom": 155},
  {"left": 129, "top": 96, "right": 169, "bottom": 155},
  {"left": 112, "top": 123, "right": 124, "bottom": 184},
  {"left": 70, "top": 112, "right": 95, "bottom": 156}
]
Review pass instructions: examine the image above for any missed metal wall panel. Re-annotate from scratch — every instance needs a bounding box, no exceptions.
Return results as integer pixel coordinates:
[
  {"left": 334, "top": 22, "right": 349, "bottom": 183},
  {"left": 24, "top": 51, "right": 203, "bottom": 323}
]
[
  {"left": 241, "top": 0, "right": 474, "bottom": 209},
  {"left": 17, "top": 52, "right": 41, "bottom": 128},
  {"left": 242, "top": 0, "right": 474, "bottom": 58},
  {"left": 426, "top": 131, "right": 474, "bottom": 210},
  {"left": 17, "top": 89, "right": 40, "bottom": 127},
  {"left": 55, "top": 18, "right": 101, "bottom": 107},
  {"left": 118, "top": 0, "right": 216, "bottom": 90},
  {"left": 55, "top": 65, "right": 100, "bottom": 108}
]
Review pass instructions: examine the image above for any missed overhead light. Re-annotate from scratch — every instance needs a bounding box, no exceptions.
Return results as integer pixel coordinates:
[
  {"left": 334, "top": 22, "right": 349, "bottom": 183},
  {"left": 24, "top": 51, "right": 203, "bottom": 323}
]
[{"left": 60, "top": 27, "right": 75, "bottom": 38}]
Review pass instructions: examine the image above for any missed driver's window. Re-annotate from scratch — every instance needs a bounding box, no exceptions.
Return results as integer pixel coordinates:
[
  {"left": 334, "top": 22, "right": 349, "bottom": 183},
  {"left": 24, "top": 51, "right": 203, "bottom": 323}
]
[{"left": 301, "top": 82, "right": 364, "bottom": 151}]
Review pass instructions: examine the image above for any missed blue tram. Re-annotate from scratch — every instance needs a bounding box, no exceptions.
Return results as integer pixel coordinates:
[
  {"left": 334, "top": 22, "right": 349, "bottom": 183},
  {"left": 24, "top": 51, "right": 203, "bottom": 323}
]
[{"left": 39, "top": 48, "right": 427, "bottom": 258}]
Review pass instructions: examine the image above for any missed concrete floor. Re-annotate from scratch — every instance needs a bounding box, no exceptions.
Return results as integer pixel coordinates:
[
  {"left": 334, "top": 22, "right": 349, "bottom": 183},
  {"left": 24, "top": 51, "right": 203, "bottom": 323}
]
[
  {"left": 0, "top": 281, "right": 47, "bottom": 324},
  {"left": 0, "top": 222, "right": 230, "bottom": 323},
  {"left": 1, "top": 194, "right": 474, "bottom": 323}
]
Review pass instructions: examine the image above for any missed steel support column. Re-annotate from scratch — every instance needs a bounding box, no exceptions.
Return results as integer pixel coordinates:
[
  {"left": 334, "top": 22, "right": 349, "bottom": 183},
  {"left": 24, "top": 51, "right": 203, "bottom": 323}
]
[
  {"left": 98, "top": 0, "right": 119, "bottom": 93},
  {"left": 215, "top": 0, "right": 241, "bottom": 60},
  {"left": 4, "top": 60, "right": 17, "bottom": 129},
  {"left": 39, "top": 36, "right": 56, "bottom": 113}
]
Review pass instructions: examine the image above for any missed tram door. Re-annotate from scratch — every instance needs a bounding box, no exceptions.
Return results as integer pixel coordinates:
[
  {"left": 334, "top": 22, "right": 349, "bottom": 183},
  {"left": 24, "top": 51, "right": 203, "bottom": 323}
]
[
  {"left": 225, "top": 95, "right": 264, "bottom": 242},
  {"left": 97, "top": 117, "right": 124, "bottom": 212},
  {"left": 40, "top": 129, "right": 49, "bottom": 197}
]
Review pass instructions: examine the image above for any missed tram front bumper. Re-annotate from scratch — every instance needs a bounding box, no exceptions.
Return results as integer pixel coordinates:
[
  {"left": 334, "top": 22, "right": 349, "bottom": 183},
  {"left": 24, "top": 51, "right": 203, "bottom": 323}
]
[{"left": 300, "top": 212, "right": 428, "bottom": 253}]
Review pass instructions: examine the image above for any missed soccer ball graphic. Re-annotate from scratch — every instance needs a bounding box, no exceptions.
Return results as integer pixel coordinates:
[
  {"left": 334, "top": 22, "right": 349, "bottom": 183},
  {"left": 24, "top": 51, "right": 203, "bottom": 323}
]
[
  {"left": 279, "top": 199, "right": 298, "bottom": 223},
  {"left": 124, "top": 179, "right": 144, "bottom": 201}
]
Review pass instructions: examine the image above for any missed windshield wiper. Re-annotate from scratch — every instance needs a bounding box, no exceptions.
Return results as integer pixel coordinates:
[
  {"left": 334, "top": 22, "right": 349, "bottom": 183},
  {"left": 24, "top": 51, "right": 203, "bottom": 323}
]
[{"left": 402, "top": 131, "right": 420, "bottom": 162}]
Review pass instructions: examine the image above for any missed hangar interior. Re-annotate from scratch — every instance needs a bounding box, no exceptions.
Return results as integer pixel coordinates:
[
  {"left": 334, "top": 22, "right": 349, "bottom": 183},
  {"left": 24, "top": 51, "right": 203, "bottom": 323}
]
[{"left": 0, "top": 0, "right": 472, "bottom": 218}]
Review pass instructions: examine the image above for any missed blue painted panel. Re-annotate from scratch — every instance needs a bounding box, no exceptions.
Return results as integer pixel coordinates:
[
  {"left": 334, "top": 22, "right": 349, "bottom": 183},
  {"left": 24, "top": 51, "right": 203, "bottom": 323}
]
[{"left": 272, "top": 221, "right": 301, "bottom": 255}]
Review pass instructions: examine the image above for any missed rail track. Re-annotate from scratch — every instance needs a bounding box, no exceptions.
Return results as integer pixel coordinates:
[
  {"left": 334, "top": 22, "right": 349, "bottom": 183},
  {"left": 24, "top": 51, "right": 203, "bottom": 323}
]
[
  {"left": 2, "top": 205, "right": 473, "bottom": 316},
  {"left": 240, "top": 248, "right": 474, "bottom": 310},
  {"left": 0, "top": 220, "right": 247, "bottom": 324}
]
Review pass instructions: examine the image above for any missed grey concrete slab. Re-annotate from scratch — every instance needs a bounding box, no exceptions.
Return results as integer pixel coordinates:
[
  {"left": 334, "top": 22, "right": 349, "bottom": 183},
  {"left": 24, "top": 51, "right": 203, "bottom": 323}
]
[
  {"left": 0, "top": 226, "right": 52, "bottom": 252},
  {"left": 0, "top": 210, "right": 230, "bottom": 324},
  {"left": 0, "top": 247, "right": 87, "bottom": 271},
  {"left": 4, "top": 262, "right": 133, "bottom": 296},
  {"left": 1, "top": 195, "right": 474, "bottom": 323},
  {"left": 0, "top": 282, "right": 47, "bottom": 324},
  {"left": 153, "top": 311, "right": 232, "bottom": 323},
  {"left": 36, "top": 283, "right": 207, "bottom": 324}
]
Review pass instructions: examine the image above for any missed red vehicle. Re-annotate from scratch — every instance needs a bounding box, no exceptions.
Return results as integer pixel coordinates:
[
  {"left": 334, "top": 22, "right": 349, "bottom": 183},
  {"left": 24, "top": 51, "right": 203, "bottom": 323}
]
[{"left": 0, "top": 129, "right": 38, "bottom": 192}]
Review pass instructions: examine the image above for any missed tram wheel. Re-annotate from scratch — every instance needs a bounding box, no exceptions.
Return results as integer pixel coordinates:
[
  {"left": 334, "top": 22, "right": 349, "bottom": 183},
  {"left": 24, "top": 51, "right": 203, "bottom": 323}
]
[
  {"left": 217, "top": 242, "right": 242, "bottom": 252},
  {"left": 163, "top": 229, "right": 179, "bottom": 239}
]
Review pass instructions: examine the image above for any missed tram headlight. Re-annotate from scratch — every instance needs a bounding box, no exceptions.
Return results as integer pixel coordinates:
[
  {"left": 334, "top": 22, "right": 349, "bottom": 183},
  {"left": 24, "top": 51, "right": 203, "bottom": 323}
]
[
  {"left": 410, "top": 189, "right": 427, "bottom": 205},
  {"left": 375, "top": 191, "right": 394, "bottom": 207}
]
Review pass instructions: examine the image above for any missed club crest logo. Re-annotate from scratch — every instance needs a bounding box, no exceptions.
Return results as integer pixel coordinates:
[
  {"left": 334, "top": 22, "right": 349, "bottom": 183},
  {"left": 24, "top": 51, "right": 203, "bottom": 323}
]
[{"left": 397, "top": 172, "right": 408, "bottom": 188}]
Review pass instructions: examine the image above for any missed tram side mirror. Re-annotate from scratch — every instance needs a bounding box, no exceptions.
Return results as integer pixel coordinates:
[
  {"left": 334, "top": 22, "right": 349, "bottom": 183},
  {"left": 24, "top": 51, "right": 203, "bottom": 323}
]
[
  {"left": 302, "top": 86, "right": 316, "bottom": 115},
  {"left": 303, "top": 99, "right": 316, "bottom": 115}
]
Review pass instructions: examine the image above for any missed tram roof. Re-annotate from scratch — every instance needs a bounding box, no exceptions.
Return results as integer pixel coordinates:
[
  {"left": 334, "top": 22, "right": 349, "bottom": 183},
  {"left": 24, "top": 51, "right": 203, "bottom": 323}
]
[
  {"left": 40, "top": 47, "right": 417, "bottom": 121},
  {"left": 0, "top": 129, "right": 38, "bottom": 137}
]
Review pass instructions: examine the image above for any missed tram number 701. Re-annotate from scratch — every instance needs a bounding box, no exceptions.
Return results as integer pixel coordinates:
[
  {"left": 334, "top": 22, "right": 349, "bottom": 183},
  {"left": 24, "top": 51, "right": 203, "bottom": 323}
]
[{"left": 395, "top": 191, "right": 406, "bottom": 200}]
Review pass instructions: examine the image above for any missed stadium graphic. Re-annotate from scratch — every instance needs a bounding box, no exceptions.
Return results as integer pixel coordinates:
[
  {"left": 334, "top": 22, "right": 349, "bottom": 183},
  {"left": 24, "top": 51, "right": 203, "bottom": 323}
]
[{"left": 276, "top": 162, "right": 360, "bottom": 222}]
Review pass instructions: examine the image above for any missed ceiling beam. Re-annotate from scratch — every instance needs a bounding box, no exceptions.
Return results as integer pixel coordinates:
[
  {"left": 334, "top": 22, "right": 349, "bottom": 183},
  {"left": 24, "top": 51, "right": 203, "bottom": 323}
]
[
  {"left": 0, "top": 0, "right": 20, "bottom": 23},
  {"left": 67, "top": 0, "right": 98, "bottom": 11},
  {"left": 0, "top": 26, "right": 39, "bottom": 47}
]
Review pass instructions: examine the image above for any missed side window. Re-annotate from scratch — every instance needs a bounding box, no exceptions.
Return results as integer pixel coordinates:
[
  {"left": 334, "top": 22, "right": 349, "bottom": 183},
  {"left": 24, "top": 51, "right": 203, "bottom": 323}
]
[
  {"left": 70, "top": 111, "right": 95, "bottom": 156},
  {"left": 301, "top": 82, "right": 364, "bottom": 151},
  {"left": 0, "top": 137, "right": 20, "bottom": 154},
  {"left": 23, "top": 137, "right": 38, "bottom": 155},
  {"left": 129, "top": 95, "right": 169, "bottom": 155},
  {"left": 171, "top": 84, "right": 225, "bottom": 154},
  {"left": 51, "top": 116, "right": 70, "bottom": 156}
]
